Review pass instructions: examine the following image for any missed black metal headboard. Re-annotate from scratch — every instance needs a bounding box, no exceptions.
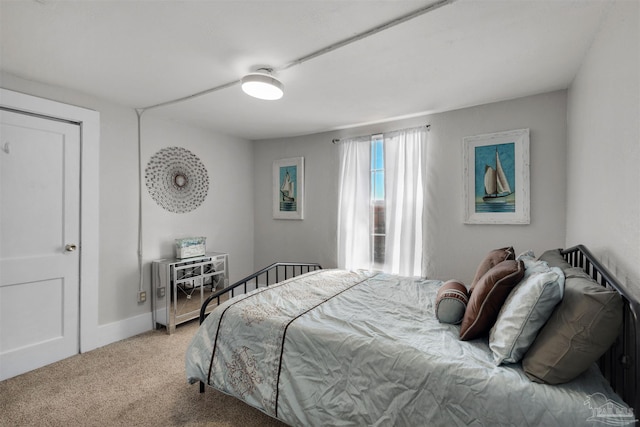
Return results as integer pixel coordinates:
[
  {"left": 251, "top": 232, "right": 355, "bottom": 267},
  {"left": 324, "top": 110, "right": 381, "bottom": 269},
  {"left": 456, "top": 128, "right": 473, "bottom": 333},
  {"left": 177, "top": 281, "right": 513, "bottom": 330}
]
[{"left": 562, "top": 245, "right": 639, "bottom": 421}]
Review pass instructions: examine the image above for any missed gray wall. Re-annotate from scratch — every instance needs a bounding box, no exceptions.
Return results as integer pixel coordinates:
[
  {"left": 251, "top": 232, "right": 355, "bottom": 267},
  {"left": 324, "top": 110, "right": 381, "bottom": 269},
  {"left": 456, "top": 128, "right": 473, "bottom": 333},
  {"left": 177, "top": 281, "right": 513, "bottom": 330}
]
[
  {"left": 1, "top": 0, "right": 636, "bottom": 342},
  {"left": 253, "top": 132, "right": 339, "bottom": 270},
  {"left": 140, "top": 113, "right": 256, "bottom": 286},
  {"left": 566, "top": 0, "right": 640, "bottom": 296},
  {"left": 253, "top": 0, "right": 640, "bottom": 296},
  {"left": 254, "top": 91, "right": 568, "bottom": 285},
  {"left": 0, "top": 72, "right": 255, "bottom": 333}
]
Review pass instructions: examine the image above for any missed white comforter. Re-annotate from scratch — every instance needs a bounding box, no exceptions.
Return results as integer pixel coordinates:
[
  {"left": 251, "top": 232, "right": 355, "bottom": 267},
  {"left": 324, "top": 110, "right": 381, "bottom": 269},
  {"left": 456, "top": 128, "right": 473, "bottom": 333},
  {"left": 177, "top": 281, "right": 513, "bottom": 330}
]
[{"left": 185, "top": 269, "right": 628, "bottom": 426}]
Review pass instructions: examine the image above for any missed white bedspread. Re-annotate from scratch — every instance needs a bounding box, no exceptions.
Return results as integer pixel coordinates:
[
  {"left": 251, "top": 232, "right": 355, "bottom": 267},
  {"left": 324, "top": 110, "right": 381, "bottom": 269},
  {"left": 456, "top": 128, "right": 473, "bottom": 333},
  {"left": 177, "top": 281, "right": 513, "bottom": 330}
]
[{"left": 186, "top": 269, "right": 629, "bottom": 426}]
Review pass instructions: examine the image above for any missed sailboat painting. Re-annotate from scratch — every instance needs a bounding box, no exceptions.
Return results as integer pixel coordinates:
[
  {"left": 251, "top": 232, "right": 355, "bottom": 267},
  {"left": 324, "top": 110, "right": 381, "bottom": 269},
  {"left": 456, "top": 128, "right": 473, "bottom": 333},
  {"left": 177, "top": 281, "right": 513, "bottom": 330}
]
[
  {"left": 475, "top": 142, "right": 516, "bottom": 213},
  {"left": 273, "top": 157, "right": 304, "bottom": 220},
  {"left": 463, "top": 129, "right": 530, "bottom": 224},
  {"left": 279, "top": 166, "right": 297, "bottom": 211}
]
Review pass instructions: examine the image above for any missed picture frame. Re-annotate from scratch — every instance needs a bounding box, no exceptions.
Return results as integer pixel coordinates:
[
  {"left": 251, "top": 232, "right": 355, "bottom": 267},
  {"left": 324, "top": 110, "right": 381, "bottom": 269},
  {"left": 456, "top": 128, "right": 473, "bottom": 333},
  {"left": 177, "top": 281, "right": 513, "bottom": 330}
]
[
  {"left": 273, "top": 157, "right": 304, "bottom": 220},
  {"left": 463, "top": 129, "right": 530, "bottom": 224}
]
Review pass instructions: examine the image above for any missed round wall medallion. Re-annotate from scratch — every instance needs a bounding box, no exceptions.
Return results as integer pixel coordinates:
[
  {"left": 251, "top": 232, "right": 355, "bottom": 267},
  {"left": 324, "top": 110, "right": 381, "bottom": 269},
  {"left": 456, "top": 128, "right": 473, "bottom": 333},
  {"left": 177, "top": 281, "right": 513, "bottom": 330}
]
[{"left": 145, "top": 146, "right": 209, "bottom": 213}]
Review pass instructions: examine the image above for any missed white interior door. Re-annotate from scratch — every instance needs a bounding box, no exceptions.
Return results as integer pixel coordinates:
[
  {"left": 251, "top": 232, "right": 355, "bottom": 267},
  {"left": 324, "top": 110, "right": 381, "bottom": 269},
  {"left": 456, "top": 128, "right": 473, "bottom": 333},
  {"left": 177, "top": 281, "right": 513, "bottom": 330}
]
[{"left": 0, "top": 109, "right": 80, "bottom": 380}]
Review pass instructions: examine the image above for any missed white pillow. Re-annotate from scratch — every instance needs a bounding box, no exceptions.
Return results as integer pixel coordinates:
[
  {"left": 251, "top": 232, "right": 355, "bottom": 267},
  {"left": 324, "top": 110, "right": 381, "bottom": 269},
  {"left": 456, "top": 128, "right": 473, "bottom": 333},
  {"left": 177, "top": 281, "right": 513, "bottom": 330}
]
[
  {"left": 516, "top": 250, "right": 536, "bottom": 261},
  {"left": 489, "top": 262, "right": 564, "bottom": 365}
]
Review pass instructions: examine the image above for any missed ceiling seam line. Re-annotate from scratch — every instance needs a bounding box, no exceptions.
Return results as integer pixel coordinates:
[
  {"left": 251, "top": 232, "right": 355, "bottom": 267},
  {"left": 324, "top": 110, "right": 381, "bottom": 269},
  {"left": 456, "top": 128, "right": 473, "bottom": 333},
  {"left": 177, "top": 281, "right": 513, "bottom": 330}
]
[
  {"left": 136, "top": 0, "right": 457, "bottom": 112},
  {"left": 279, "top": 0, "right": 456, "bottom": 72}
]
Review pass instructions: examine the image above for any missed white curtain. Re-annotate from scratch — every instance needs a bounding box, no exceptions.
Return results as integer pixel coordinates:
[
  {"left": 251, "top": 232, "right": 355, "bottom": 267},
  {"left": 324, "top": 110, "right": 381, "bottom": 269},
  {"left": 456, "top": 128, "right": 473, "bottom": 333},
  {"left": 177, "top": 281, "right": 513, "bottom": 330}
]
[
  {"left": 383, "top": 127, "right": 427, "bottom": 276},
  {"left": 337, "top": 127, "right": 428, "bottom": 276},
  {"left": 337, "top": 136, "right": 371, "bottom": 271}
]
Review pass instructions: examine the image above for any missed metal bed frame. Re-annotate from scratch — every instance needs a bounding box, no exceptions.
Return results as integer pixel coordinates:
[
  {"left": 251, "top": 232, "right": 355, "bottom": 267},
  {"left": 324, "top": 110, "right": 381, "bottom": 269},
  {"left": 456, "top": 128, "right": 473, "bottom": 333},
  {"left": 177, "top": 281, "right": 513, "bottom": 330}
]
[
  {"left": 198, "top": 261, "right": 322, "bottom": 393},
  {"left": 562, "top": 245, "right": 639, "bottom": 422},
  {"left": 195, "top": 247, "right": 639, "bottom": 422}
]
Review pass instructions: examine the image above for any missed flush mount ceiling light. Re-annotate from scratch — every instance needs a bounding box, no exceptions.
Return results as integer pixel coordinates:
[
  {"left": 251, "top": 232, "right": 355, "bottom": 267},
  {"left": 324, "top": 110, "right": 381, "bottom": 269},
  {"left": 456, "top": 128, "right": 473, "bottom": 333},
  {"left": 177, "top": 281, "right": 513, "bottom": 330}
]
[{"left": 241, "top": 68, "right": 284, "bottom": 100}]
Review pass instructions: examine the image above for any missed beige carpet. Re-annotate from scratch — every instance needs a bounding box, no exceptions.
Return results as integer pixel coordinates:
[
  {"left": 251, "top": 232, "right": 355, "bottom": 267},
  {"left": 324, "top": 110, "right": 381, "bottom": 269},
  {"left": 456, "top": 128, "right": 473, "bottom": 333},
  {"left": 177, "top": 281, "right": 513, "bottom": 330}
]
[{"left": 0, "top": 320, "right": 287, "bottom": 427}]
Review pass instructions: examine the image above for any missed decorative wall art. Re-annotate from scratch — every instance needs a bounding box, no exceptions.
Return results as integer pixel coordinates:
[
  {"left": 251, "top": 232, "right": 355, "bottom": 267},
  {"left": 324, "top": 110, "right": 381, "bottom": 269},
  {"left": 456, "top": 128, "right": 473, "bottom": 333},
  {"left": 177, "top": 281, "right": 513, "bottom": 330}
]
[
  {"left": 145, "top": 146, "right": 209, "bottom": 213},
  {"left": 273, "top": 157, "right": 304, "bottom": 220},
  {"left": 463, "top": 129, "right": 530, "bottom": 224}
]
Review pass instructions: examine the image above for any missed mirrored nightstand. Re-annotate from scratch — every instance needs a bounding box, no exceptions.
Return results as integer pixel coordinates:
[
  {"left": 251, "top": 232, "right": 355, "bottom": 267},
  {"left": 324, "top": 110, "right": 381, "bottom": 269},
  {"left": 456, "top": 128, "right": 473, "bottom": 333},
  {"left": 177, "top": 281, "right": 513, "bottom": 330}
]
[{"left": 151, "top": 252, "right": 228, "bottom": 334}]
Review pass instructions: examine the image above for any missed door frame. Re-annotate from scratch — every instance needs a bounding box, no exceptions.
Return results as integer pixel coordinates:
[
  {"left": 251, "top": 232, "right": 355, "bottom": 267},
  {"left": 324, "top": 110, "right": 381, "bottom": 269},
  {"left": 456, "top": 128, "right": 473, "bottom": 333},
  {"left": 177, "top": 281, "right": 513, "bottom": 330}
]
[{"left": 0, "top": 88, "right": 100, "bottom": 353}]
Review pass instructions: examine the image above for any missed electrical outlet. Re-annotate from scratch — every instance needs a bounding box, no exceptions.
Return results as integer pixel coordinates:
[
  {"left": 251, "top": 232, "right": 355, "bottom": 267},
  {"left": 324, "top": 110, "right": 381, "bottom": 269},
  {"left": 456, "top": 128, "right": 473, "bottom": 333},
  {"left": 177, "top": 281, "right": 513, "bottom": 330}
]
[
  {"left": 138, "top": 291, "right": 147, "bottom": 303},
  {"left": 158, "top": 286, "right": 165, "bottom": 297}
]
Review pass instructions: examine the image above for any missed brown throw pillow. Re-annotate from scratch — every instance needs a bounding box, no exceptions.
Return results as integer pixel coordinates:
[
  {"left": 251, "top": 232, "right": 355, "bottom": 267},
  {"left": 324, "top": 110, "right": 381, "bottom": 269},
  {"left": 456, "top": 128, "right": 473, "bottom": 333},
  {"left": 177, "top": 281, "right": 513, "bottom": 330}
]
[
  {"left": 522, "top": 269, "right": 623, "bottom": 384},
  {"left": 460, "top": 259, "right": 525, "bottom": 341},
  {"left": 470, "top": 247, "right": 515, "bottom": 293}
]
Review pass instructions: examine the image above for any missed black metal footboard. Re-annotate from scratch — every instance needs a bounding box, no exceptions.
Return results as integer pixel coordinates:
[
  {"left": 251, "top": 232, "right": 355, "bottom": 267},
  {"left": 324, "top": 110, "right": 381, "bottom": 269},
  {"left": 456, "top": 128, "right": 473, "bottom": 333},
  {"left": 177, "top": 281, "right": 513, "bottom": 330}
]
[
  {"left": 198, "top": 261, "right": 322, "bottom": 393},
  {"left": 561, "top": 245, "right": 640, "bottom": 421},
  {"left": 198, "top": 262, "right": 323, "bottom": 325}
]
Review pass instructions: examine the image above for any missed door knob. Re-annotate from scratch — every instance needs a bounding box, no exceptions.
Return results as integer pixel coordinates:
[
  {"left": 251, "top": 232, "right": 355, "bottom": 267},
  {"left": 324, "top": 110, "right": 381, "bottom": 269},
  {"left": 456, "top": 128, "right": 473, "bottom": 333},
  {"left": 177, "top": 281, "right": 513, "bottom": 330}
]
[{"left": 65, "top": 244, "right": 77, "bottom": 252}]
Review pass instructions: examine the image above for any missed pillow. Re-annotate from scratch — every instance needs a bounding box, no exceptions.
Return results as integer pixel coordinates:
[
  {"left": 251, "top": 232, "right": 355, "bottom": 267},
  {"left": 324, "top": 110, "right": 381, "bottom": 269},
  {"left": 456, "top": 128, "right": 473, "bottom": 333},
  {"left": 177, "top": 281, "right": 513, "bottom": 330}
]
[
  {"left": 563, "top": 266, "right": 594, "bottom": 280},
  {"left": 538, "top": 248, "right": 572, "bottom": 271},
  {"left": 470, "top": 247, "right": 515, "bottom": 293},
  {"left": 489, "top": 262, "right": 565, "bottom": 365},
  {"left": 435, "top": 280, "right": 469, "bottom": 325},
  {"left": 516, "top": 249, "right": 535, "bottom": 261},
  {"left": 518, "top": 253, "right": 556, "bottom": 275},
  {"left": 460, "top": 259, "right": 525, "bottom": 341},
  {"left": 522, "top": 270, "right": 623, "bottom": 384}
]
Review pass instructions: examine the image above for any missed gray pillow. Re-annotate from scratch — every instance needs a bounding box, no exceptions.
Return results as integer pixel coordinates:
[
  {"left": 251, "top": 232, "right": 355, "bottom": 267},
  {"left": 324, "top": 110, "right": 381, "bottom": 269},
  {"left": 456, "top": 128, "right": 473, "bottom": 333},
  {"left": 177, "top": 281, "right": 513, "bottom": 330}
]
[
  {"left": 538, "top": 248, "right": 572, "bottom": 271},
  {"left": 522, "top": 272, "right": 623, "bottom": 384}
]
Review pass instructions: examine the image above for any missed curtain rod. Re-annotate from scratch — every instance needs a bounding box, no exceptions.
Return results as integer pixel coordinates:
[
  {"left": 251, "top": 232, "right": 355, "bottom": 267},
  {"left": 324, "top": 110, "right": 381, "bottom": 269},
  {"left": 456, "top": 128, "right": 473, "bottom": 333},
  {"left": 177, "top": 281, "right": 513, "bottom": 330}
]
[{"left": 331, "top": 124, "right": 430, "bottom": 144}]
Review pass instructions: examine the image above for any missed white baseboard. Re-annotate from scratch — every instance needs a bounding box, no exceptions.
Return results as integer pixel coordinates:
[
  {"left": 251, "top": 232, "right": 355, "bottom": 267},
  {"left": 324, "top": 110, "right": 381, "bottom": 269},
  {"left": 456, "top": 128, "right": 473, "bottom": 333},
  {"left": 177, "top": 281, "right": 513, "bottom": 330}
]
[
  {"left": 91, "top": 282, "right": 270, "bottom": 351},
  {"left": 93, "top": 312, "right": 153, "bottom": 350}
]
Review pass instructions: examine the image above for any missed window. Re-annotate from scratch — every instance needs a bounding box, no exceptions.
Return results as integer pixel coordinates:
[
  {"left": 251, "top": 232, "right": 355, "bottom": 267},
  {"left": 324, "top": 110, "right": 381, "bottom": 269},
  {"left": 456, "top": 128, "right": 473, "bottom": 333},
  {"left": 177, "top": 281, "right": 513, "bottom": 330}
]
[
  {"left": 371, "top": 134, "right": 385, "bottom": 268},
  {"left": 337, "top": 126, "right": 426, "bottom": 276}
]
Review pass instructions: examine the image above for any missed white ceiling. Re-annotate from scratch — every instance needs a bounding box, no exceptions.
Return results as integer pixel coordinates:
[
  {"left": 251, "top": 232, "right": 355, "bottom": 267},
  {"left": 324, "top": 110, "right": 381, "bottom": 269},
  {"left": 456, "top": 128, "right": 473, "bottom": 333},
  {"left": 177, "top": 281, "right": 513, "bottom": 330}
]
[{"left": 0, "top": 0, "right": 613, "bottom": 140}]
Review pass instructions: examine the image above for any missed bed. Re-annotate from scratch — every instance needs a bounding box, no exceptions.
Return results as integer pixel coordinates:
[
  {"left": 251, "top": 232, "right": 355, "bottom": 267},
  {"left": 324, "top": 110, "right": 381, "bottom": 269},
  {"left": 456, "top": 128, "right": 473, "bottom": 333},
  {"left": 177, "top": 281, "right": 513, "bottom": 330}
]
[{"left": 185, "top": 246, "right": 639, "bottom": 426}]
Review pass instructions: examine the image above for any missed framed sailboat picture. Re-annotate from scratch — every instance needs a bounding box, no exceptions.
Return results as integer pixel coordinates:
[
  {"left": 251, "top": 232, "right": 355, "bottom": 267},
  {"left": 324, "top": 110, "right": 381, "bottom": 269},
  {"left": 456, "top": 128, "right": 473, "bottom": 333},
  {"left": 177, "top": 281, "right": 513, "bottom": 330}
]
[
  {"left": 463, "top": 129, "right": 530, "bottom": 224},
  {"left": 273, "top": 157, "right": 304, "bottom": 220}
]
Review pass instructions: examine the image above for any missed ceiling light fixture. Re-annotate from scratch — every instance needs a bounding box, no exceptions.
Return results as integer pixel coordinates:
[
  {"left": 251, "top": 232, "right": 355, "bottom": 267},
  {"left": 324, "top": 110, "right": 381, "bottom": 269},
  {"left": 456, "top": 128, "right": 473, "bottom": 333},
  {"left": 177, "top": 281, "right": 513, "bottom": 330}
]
[{"left": 241, "top": 68, "right": 284, "bottom": 100}]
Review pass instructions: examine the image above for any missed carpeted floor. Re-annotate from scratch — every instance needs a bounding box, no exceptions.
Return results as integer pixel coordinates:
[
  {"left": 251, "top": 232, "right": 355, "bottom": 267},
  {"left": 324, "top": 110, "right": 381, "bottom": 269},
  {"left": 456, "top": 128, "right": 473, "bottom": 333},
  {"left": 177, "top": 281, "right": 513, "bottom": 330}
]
[{"left": 0, "top": 320, "right": 287, "bottom": 427}]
